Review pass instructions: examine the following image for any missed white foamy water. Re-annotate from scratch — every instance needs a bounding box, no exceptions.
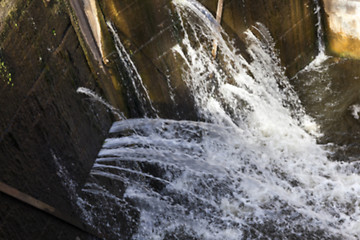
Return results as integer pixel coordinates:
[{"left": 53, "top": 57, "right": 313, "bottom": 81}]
[
  {"left": 296, "top": 0, "right": 330, "bottom": 75},
  {"left": 78, "top": 1, "right": 360, "bottom": 239},
  {"left": 313, "top": 0, "right": 326, "bottom": 55},
  {"left": 350, "top": 104, "right": 360, "bottom": 120}
]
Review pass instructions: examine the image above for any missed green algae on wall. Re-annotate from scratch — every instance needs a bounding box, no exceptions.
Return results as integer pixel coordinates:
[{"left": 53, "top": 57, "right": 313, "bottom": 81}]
[
  {"left": 0, "top": 58, "right": 13, "bottom": 86},
  {"left": 65, "top": 0, "right": 130, "bottom": 117},
  {"left": 97, "top": 0, "right": 199, "bottom": 119}
]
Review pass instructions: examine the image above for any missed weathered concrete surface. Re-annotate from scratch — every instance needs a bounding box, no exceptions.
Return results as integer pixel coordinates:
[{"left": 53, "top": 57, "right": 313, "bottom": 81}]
[
  {"left": 322, "top": 0, "right": 360, "bottom": 58},
  {"left": 0, "top": 0, "right": 126, "bottom": 238},
  {"left": 218, "top": 0, "right": 319, "bottom": 77},
  {"left": 0, "top": 0, "right": 18, "bottom": 32},
  {"left": 0, "top": 192, "right": 101, "bottom": 239}
]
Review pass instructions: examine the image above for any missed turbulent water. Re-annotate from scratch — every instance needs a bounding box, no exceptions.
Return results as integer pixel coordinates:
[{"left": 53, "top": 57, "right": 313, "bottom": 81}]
[{"left": 77, "top": 0, "right": 360, "bottom": 239}]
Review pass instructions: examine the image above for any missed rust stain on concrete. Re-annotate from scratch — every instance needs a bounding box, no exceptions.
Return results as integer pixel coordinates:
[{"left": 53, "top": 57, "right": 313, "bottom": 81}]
[{"left": 323, "top": 0, "right": 360, "bottom": 58}]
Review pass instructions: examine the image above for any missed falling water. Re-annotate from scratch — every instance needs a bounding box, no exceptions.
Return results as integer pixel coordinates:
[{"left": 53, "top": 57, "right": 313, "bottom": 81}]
[
  {"left": 76, "top": 87, "right": 125, "bottom": 120},
  {"left": 78, "top": 0, "right": 360, "bottom": 239},
  {"left": 107, "top": 22, "right": 158, "bottom": 118},
  {"left": 299, "top": 0, "right": 329, "bottom": 73},
  {"left": 313, "top": 0, "right": 325, "bottom": 55}
]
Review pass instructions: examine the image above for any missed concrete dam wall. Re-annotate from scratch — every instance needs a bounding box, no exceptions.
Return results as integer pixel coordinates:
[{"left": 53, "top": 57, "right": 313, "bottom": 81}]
[{"left": 0, "top": 0, "right": 324, "bottom": 239}]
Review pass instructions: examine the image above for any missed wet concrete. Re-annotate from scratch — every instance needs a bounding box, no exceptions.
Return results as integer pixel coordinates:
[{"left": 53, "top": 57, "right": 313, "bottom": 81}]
[
  {"left": 96, "top": 0, "right": 319, "bottom": 122},
  {"left": 322, "top": 0, "right": 360, "bottom": 58},
  {"left": 0, "top": 0, "right": 123, "bottom": 239}
]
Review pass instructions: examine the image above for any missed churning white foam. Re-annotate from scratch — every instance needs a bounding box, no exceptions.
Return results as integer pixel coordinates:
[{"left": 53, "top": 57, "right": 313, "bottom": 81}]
[{"left": 78, "top": 0, "right": 360, "bottom": 239}]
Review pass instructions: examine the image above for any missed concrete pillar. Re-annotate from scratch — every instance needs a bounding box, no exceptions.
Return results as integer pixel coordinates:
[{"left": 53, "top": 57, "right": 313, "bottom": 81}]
[{"left": 323, "top": 0, "right": 360, "bottom": 58}]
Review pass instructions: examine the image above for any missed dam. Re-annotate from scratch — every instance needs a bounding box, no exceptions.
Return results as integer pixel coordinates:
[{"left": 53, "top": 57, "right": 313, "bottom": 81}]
[{"left": 1, "top": 0, "right": 360, "bottom": 239}]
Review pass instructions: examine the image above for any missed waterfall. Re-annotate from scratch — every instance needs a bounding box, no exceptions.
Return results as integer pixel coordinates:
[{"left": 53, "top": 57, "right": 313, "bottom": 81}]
[
  {"left": 78, "top": 1, "right": 360, "bottom": 239},
  {"left": 107, "top": 22, "right": 158, "bottom": 118},
  {"left": 298, "top": 0, "right": 330, "bottom": 72},
  {"left": 313, "top": 0, "right": 325, "bottom": 55}
]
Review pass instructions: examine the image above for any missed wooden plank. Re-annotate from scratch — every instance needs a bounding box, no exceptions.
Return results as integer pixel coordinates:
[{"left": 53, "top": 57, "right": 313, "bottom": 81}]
[
  {"left": 211, "top": 0, "right": 224, "bottom": 59},
  {"left": 0, "top": 181, "right": 103, "bottom": 239}
]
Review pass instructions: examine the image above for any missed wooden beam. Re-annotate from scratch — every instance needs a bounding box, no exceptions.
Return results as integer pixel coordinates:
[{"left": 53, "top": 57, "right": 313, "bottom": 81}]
[
  {"left": 211, "top": 0, "right": 224, "bottom": 59},
  {"left": 0, "top": 181, "right": 104, "bottom": 239}
]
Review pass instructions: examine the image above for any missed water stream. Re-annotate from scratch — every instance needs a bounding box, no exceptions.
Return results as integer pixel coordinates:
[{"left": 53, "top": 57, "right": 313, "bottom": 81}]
[
  {"left": 107, "top": 22, "right": 158, "bottom": 118},
  {"left": 77, "top": 1, "right": 360, "bottom": 239}
]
